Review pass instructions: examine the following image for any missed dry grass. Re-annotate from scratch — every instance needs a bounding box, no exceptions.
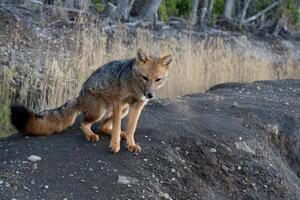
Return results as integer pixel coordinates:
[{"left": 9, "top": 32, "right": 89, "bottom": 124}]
[
  {"left": 1, "top": 17, "right": 300, "bottom": 137},
  {"left": 0, "top": 69, "right": 15, "bottom": 138},
  {"left": 4, "top": 25, "right": 300, "bottom": 107}
]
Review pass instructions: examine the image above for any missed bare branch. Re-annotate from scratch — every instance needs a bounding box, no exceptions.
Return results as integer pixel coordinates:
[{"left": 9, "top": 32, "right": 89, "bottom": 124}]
[
  {"left": 241, "top": 0, "right": 252, "bottom": 22},
  {"left": 128, "top": 0, "right": 135, "bottom": 13},
  {"left": 244, "top": 0, "right": 283, "bottom": 23}
]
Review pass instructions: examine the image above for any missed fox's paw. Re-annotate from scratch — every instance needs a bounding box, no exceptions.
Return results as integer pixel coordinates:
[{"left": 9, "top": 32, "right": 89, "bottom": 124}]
[
  {"left": 109, "top": 140, "right": 120, "bottom": 153},
  {"left": 127, "top": 144, "right": 141, "bottom": 153},
  {"left": 86, "top": 134, "right": 100, "bottom": 142}
]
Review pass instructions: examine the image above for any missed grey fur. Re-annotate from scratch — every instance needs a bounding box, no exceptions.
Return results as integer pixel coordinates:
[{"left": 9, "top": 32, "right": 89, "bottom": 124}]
[{"left": 81, "top": 58, "right": 144, "bottom": 101}]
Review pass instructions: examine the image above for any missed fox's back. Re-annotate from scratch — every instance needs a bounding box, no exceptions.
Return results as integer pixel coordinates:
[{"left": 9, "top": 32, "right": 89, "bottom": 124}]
[{"left": 81, "top": 59, "right": 135, "bottom": 95}]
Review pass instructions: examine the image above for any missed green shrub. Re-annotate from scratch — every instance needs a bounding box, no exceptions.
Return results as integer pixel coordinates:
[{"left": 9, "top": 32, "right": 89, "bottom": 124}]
[
  {"left": 159, "top": 0, "right": 193, "bottom": 22},
  {"left": 91, "top": 0, "right": 106, "bottom": 12},
  {"left": 0, "top": 103, "right": 13, "bottom": 139}
]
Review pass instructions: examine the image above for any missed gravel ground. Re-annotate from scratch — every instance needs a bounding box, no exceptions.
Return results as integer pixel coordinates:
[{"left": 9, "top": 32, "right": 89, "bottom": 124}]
[{"left": 0, "top": 79, "right": 300, "bottom": 200}]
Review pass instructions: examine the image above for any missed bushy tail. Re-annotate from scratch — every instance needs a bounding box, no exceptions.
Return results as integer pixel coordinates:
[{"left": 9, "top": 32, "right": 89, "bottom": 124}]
[{"left": 10, "top": 99, "right": 80, "bottom": 136}]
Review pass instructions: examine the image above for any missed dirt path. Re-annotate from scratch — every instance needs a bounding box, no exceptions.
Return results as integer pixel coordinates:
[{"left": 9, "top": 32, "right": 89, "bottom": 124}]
[{"left": 0, "top": 80, "right": 300, "bottom": 200}]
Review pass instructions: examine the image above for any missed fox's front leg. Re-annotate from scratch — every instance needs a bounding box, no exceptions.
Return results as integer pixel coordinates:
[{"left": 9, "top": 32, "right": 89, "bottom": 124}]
[
  {"left": 109, "top": 101, "right": 123, "bottom": 153},
  {"left": 125, "top": 101, "right": 145, "bottom": 153}
]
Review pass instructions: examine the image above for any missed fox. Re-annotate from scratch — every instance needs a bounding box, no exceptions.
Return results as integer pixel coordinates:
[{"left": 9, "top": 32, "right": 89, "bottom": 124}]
[{"left": 10, "top": 49, "right": 172, "bottom": 153}]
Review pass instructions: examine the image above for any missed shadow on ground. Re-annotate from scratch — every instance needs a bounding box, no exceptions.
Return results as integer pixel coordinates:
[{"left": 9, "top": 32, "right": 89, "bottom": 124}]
[{"left": 0, "top": 80, "right": 300, "bottom": 200}]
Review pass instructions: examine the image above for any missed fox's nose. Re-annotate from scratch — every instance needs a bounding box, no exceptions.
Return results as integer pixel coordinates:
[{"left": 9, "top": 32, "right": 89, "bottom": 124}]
[{"left": 146, "top": 92, "right": 154, "bottom": 99}]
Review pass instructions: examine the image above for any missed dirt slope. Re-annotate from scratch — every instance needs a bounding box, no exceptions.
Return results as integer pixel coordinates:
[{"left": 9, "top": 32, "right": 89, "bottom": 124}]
[{"left": 0, "top": 80, "right": 300, "bottom": 200}]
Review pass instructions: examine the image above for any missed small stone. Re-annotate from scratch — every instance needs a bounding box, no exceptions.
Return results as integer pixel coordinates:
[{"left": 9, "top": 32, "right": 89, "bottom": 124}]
[
  {"left": 30, "top": 180, "right": 35, "bottom": 185},
  {"left": 33, "top": 163, "right": 38, "bottom": 170},
  {"left": 23, "top": 185, "right": 31, "bottom": 191},
  {"left": 143, "top": 159, "right": 148, "bottom": 162},
  {"left": 221, "top": 165, "right": 229, "bottom": 173},
  {"left": 44, "top": 185, "right": 49, "bottom": 189},
  {"left": 117, "top": 175, "right": 138, "bottom": 185},
  {"left": 159, "top": 192, "right": 170, "bottom": 199},
  {"left": 92, "top": 186, "right": 98, "bottom": 190},
  {"left": 171, "top": 168, "right": 176, "bottom": 173},
  {"left": 175, "top": 147, "right": 181, "bottom": 151},
  {"left": 210, "top": 148, "right": 217, "bottom": 153},
  {"left": 0, "top": 180, "right": 3, "bottom": 184},
  {"left": 28, "top": 155, "right": 42, "bottom": 162},
  {"left": 267, "top": 124, "right": 279, "bottom": 136},
  {"left": 237, "top": 166, "right": 241, "bottom": 170},
  {"left": 234, "top": 141, "right": 255, "bottom": 155},
  {"left": 117, "top": 175, "right": 130, "bottom": 184}
]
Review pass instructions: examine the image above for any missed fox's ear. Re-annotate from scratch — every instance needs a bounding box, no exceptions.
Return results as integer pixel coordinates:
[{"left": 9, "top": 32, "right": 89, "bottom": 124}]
[
  {"left": 137, "top": 48, "right": 148, "bottom": 63},
  {"left": 159, "top": 55, "right": 172, "bottom": 66}
]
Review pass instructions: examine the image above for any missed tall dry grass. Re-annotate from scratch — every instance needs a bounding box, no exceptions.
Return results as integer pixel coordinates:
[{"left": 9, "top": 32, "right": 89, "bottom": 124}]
[
  {"left": 0, "top": 69, "right": 15, "bottom": 137},
  {"left": 4, "top": 26, "right": 300, "bottom": 109}
]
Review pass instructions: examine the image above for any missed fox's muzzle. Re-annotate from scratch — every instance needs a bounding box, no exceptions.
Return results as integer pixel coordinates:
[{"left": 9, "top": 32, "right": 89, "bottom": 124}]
[
  {"left": 144, "top": 86, "right": 155, "bottom": 99},
  {"left": 145, "top": 91, "right": 154, "bottom": 99}
]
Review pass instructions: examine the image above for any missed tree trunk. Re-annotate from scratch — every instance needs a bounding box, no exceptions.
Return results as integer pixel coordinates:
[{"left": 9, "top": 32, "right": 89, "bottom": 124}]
[
  {"left": 191, "top": 0, "right": 199, "bottom": 25},
  {"left": 115, "top": 0, "right": 135, "bottom": 21},
  {"left": 223, "top": 0, "right": 234, "bottom": 19},
  {"left": 273, "top": 16, "right": 288, "bottom": 36},
  {"left": 207, "top": 0, "right": 215, "bottom": 25},
  {"left": 235, "top": 0, "right": 243, "bottom": 19},
  {"left": 199, "top": 0, "right": 208, "bottom": 28},
  {"left": 140, "top": 0, "right": 162, "bottom": 22}
]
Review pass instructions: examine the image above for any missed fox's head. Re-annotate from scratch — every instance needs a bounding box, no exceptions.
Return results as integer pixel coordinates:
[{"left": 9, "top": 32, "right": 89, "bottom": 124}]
[{"left": 134, "top": 49, "right": 172, "bottom": 99}]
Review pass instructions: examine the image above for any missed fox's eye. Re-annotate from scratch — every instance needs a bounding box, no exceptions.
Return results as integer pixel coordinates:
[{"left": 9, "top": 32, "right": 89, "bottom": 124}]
[
  {"left": 141, "top": 75, "right": 148, "bottom": 81},
  {"left": 155, "top": 78, "right": 161, "bottom": 82}
]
